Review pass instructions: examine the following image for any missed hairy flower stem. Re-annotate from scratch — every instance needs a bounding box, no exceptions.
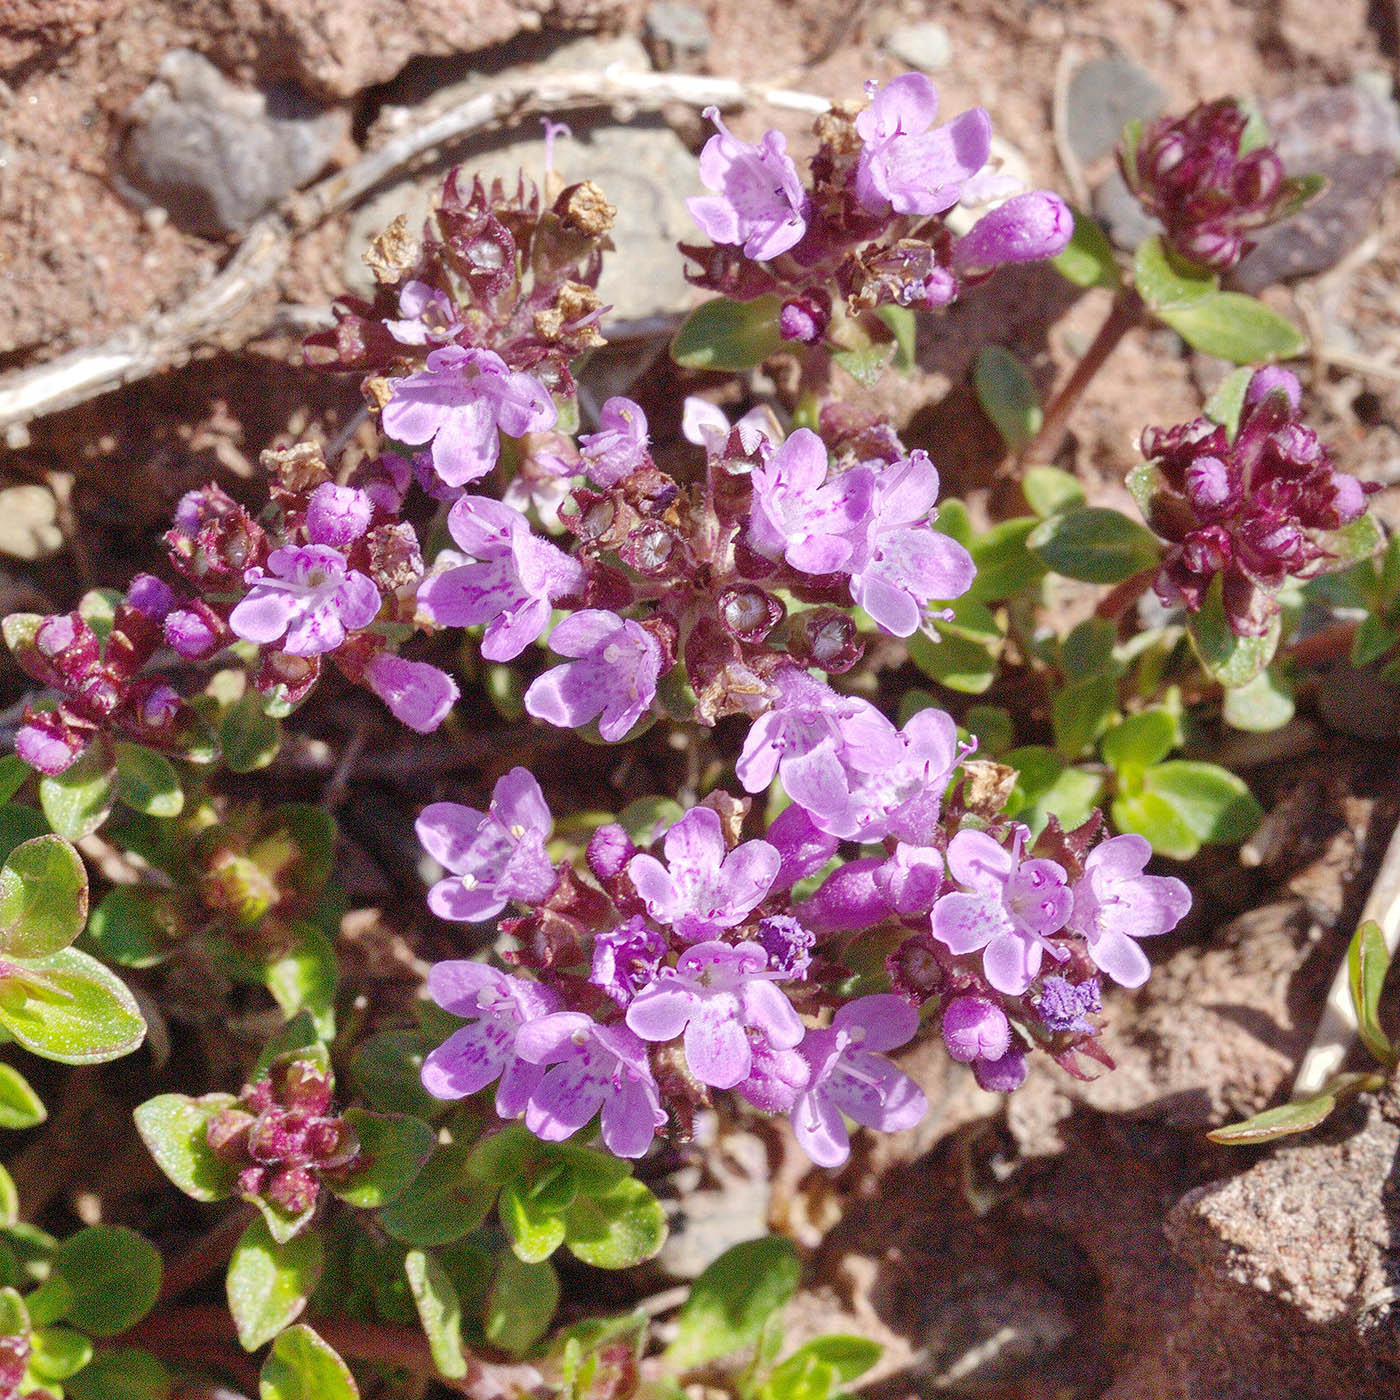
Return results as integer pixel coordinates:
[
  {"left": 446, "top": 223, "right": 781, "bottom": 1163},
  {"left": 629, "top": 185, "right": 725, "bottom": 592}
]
[{"left": 1022, "top": 288, "right": 1145, "bottom": 465}]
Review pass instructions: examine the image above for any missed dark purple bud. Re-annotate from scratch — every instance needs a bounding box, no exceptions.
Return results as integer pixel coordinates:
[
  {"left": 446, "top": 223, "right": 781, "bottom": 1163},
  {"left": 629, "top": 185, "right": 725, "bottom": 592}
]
[
  {"left": 138, "top": 683, "right": 181, "bottom": 730},
  {"left": 972, "top": 1044, "right": 1027, "bottom": 1093},
  {"left": 1184, "top": 455, "right": 1234, "bottom": 511},
  {"left": 941, "top": 996, "right": 1010, "bottom": 1063},
  {"left": 126, "top": 573, "right": 176, "bottom": 620},
  {"left": 778, "top": 292, "right": 831, "bottom": 345},
  {"left": 718, "top": 585, "right": 784, "bottom": 644},
  {"left": 587, "top": 823, "right": 635, "bottom": 883},
  {"left": 277, "top": 1059, "right": 335, "bottom": 1116},
  {"left": 267, "top": 1165, "right": 320, "bottom": 1215},
  {"left": 306, "top": 482, "right": 373, "bottom": 549}
]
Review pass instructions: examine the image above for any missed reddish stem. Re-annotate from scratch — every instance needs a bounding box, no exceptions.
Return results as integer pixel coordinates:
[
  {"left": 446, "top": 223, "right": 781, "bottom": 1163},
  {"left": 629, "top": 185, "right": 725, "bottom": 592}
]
[
  {"left": 1286, "top": 619, "right": 1358, "bottom": 669},
  {"left": 158, "top": 1204, "right": 255, "bottom": 1303}
]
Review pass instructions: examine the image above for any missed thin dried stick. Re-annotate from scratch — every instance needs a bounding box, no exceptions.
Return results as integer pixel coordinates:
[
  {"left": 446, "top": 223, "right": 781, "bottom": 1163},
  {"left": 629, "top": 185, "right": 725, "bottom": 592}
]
[{"left": 0, "top": 68, "right": 830, "bottom": 439}]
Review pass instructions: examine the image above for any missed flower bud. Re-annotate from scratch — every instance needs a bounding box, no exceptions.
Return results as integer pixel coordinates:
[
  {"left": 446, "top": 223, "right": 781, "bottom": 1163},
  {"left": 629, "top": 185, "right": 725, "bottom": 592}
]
[
  {"left": 941, "top": 996, "right": 1011, "bottom": 1063},
  {"left": 952, "top": 191, "right": 1073, "bottom": 277},
  {"left": 306, "top": 482, "right": 373, "bottom": 549},
  {"left": 972, "top": 1044, "right": 1027, "bottom": 1093},
  {"left": 778, "top": 292, "right": 831, "bottom": 345},
  {"left": 15, "top": 712, "right": 83, "bottom": 776},
  {"left": 164, "top": 608, "right": 219, "bottom": 660},
  {"left": 126, "top": 573, "right": 176, "bottom": 620},
  {"left": 365, "top": 652, "right": 458, "bottom": 734},
  {"left": 587, "top": 823, "right": 635, "bottom": 882}
]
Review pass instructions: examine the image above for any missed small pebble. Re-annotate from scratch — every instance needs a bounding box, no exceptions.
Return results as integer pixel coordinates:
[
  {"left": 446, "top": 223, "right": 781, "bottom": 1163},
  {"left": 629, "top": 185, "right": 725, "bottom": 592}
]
[
  {"left": 1065, "top": 55, "right": 1167, "bottom": 167},
  {"left": 881, "top": 20, "right": 953, "bottom": 72}
]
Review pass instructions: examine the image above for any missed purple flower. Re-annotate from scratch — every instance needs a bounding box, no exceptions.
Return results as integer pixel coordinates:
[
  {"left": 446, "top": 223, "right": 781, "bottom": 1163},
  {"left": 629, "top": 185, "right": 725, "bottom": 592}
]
[
  {"left": 1066, "top": 834, "right": 1190, "bottom": 988},
  {"left": 931, "top": 826, "right": 1072, "bottom": 995},
  {"left": 627, "top": 806, "right": 781, "bottom": 942},
  {"left": 757, "top": 914, "right": 817, "bottom": 979},
  {"left": 765, "top": 804, "right": 839, "bottom": 892},
  {"left": 627, "top": 940, "right": 804, "bottom": 1089},
  {"left": 972, "top": 1045, "right": 1027, "bottom": 1093},
  {"left": 364, "top": 652, "right": 459, "bottom": 733},
  {"left": 854, "top": 74, "right": 992, "bottom": 218},
  {"left": 384, "top": 280, "right": 465, "bottom": 346},
  {"left": 127, "top": 573, "right": 176, "bottom": 620},
  {"left": 586, "top": 823, "right": 635, "bottom": 883},
  {"left": 681, "top": 397, "right": 778, "bottom": 455},
  {"left": 305, "top": 482, "right": 374, "bottom": 549},
  {"left": 415, "top": 767, "right": 558, "bottom": 922},
  {"left": 873, "top": 842, "right": 946, "bottom": 916},
  {"left": 850, "top": 452, "right": 975, "bottom": 637},
  {"left": 416, "top": 496, "right": 584, "bottom": 661},
  {"left": 514, "top": 1013, "right": 666, "bottom": 1158},
  {"left": 788, "top": 994, "right": 927, "bottom": 1168},
  {"left": 15, "top": 712, "right": 83, "bottom": 776},
  {"left": 380, "top": 346, "right": 558, "bottom": 489},
  {"left": 229, "top": 544, "right": 380, "bottom": 657},
  {"left": 579, "top": 398, "right": 650, "bottom": 486},
  {"left": 164, "top": 607, "right": 220, "bottom": 660},
  {"left": 941, "top": 996, "right": 1010, "bottom": 1063},
  {"left": 524, "top": 610, "right": 661, "bottom": 742},
  {"left": 421, "top": 962, "right": 560, "bottom": 1116},
  {"left": 797, "top": 857, "right": 889, "bottom": 935},
  {"left": 951, "top": 191, "right": 1074, "bottom": 277},
  {"left": 747, "top": 429, "right": 874, "bottom": 575},
  {"left": 687, "top": 106, "right": 809, "bottom": 261},
  {"left": 591, "top": 918, "right": 669, "bottom": 1007},
  {"left": 1033, "top": 975, "right": 1101, "bottom": 1034}
]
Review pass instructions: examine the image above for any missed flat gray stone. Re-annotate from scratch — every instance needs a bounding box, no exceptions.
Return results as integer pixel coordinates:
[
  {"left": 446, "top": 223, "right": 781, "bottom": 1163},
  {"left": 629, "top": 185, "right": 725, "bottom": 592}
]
[
  {"left": 644, "top": 1, "right": 712, "bottom": 61},
  {"left": 880, "top": 20, "right": 952, "bottom": 73},
  {"left": 1091, "top": 165, "right": 1162, "bottom": 252},
  {"left": 1065, "top": 55, "right": 1167, "bottom": 167}
]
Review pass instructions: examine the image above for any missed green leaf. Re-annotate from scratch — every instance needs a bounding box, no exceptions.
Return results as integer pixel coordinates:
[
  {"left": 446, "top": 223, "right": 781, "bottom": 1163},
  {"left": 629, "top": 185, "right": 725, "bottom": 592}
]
[
  {"left": 1111, "top": 789, "right": 1202, "bottom": 860},
  {"left": 1117, "top": 760, "right": 1262, "bottom": 859},
  {"left": 500, "top": 1180, "right": 567, "bottom": 1264},
  {"left": 349, "top": 1030, "right": 445, "bottom": 1119},
  {"left": 263, "top": 922, "right": 338, "bottom": 1040},
  {"left": 1100, "top": 708, "right": 1179, "bottom": 775},
  {"left": 1051, "top": 674, "right": 1119, "bottom": 758},
  {"left": 968, "top": 517, "right": 1045, "bottom": 601},
  {"left": 0, "top": 758, "right": 30, "bottom": 807},
  {"left": 1022, "top": 466, "right": 1085, "bottom": 519},
  {"left": 1347, "top": 919, "right": 1393, "bottom": 1066},
  {"left": 561, "top": 1175, "right": 667, "bottom": 1269},
  {"left": 1186, "top": 580, "right": 1281, "bottom": 687},
  {"left": 973, "top": 346, "right": 1042, "bottom": 451},
  {"left": 405, "top": 1250, "right": 467, "bottom": 1380},
  {"left": 0, "top": 947, "right": 145, "bottom": 1065},
  {"left": 0, "top": 1286, "right": 28, "bottom": 1335},
  {"left": 328, "top": 1109, "right": 434, "bottom": 1210},
  {"left": 1202, "top": 365, "right": 1255, "bottom": 440},
  {"left": 618, "top": 797, "right": 684, "bottom": 848},
  {"left": 1019, "top": 764, "right": 1103, "bottom": 837},
  {"left": 0, "top": 806, "right": 52, "bottom": 865},
  {"left": 0, "top": 1062, "right": 45, "bottom": 1130},
  {"left": 252, "top": 1011, "right": 326, "bottom": 1080},
  {"left": 484, "top": 1254, "right": 558, "bottom": 1355},
  {"left": 0, "top": 1165, "right": 16, "bottom": 1226},
  {"left": 671, "top": 296, "right": 785, "bottom": 372},
  {"left": 0, "top": 835, "right": 88, "bottom": 957},
  {"left": 907, "top": 628, "right": 997, "bottom": 695},
  {"left": 222, "top": 691, "right": 283, "bottom": 774},
  {"left": 1222, "top": 666, "right": 1295, "bottom": 733},
  {"left": 38, "top": 746, "right": 114, "bottom": 842},
  {"left": 1060, "top": 617, "right": 1119, "bottom": 682},
  {"left": 664, "top": 1237, "right": 800, "bottom": 1372},
  {"left": 259, "top": 1324, "right": 358, "bottom": 1400},
  {"left": 761, "top": 1337, "right": 883, "bottom": 1400},
  {"left": 64, "top": 1347, "right": 171, "bottom": 1400},
  {"left": 86, "top": 885, "right": 171, "bottom": 969},
  {"left": 936, "top": 595, "right": 1001, "bottom": 645},
  {"left": 29, "top": 1324, "right": 93, "bottom": 1380},
  {"left": 1052, "top": 208, "right": 1121, "bottom": 289},
  {"left": 1133, "top": 234, "right": 1218, "bottom": 311},
  {"left": 1322, "top": 511, "right": 1386, "bottom": 569},
  {"left": 113, "top": 744, "right": 183, "bottom": 819},
  {"left": 1351, "top": 614, "right": 1399, "bottom": 669},
  {"left": 52, "top": 1225, "right": 161, "bottom": 1337},
  {"left": 932, "top": 498, "right": 973, "bottom": 547},
  {"left": 874, "top": 305, "right": 917, "bottom": 372},
  {"left": 1206, "top": 1092, "right": 1337, "bottom": 1144},
  {"left": 783, "top": 1336, "right": 882, "bottom": 1384},
  {"left": 378, "top": 1138, "right": 497, "bottom": 1248},
  {"left": 1026, "top": 507, "right": 1161, "bottom": 584},
  {"left": 1157, "top": 292, "right": 1306, "bottom": 364},
  {"left": 228, "top": 1215, "right": 323, "bottom": 1351},
  {"left": 133, "top": 1093, "right": 240, "bottom": 1201},
  {"left": 963, "top": 705, "right": 1015, "bottom": 756}
]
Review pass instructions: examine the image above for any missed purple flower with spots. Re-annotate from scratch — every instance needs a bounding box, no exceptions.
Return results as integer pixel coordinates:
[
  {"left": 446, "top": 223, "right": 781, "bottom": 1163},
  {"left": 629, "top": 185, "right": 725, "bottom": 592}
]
[
  {"left": 514, "top": 1013, "right": 667, "bottom": 1158},
  {"left": 626, "top": 940, "right": 804, "bottom": 1089},
  {"left": 854, "top": 74, "right": 992, "bottom": 218},
  {"left": 380, "top": 346, "right": 558, "bottom": 489},
  {"left": 417, "top": 496, "right": 584, "bottom": 661},
  {"left": 524, "top": 610, "right": 661, "bottom": 742},
  {"left": 757, "top": 914, "right": 817, "bottom": 979},
  {"left": 579, "top": 397, "right": 650, "bottom": 486},
  {"left": 415, "top": 767, "right": 558, "bottom": 922},
  {"left": 747, "top": 429, "right": 874, "bottom": 575},
  {"left": 687, "top": 106, "right": 809, "bottom": 261},
  {"left": 591, "top": 918, "right": 669, "bottom": 1008},
  {"left": 1066, "top": 834, "right": 1190, "bottom": 988},
  {"left": 421, "top": 962, "right": 560, "bottom": 1116},
  {"left": 627, "top": 806, "right": 781, "bottom": 942},
  {"left": 364, "top": 652, "right": 459, "bottom": 733},
  {"left": 384, "top": 280, "right": 465, "bottom": 346},
  {"left": 229, "top": 545, "right": 380, "bottom": 657},
  {"left": 850, "top": 452, "right": 976, "bottom": 638},
  {"left": 930, "top": 826, "right": 1072, "bottom": 995},
  {"left": 788, "top": 994, "right": 927, "bottom": 1168}
]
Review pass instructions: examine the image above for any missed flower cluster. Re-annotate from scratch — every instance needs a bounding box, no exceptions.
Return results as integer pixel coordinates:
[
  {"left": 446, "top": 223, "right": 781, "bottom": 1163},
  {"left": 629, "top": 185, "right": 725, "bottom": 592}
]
[
  {"left": 1138, "top": 368, "right": 1375, "bottom": 634},
  {"left": 683, "top": 74, "right": 1072, "bottom": 338},
  {"left": 1119, "top": 98, "right": 1318, "bottom": 271}
]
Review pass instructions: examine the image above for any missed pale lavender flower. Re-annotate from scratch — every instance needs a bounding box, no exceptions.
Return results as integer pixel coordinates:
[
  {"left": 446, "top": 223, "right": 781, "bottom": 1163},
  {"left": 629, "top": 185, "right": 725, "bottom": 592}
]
[
  {"left": 747, "top": 429, "right": 874, "bottom": 575},
  {"left": 854, "top": 74, "right": 992, "bottom": 218},
  {"left": 380, "top": 345, "right": 558, "bottom": 489},
  {"left": 514, "top": 1013, "right": 667, "bottom": 1158},
  {"left": 951, "top": 191, "right": 1073, "bottom": 277},
  {"left": 626, "top": 940, "right": 803, "bottom": 1089},
  {"left": 164, "top": 608, "right": 219, "bottom": 660},
  {"left": 687, "top": 106, "right": 809, "bottom": 261},
  {"left": 306, "top": 482, "right": 374, "bottom": 550},
  {"left": 737, "top": 1040, "right": 811, "bottom": 1114},
  {"left": 591, "top": 918, "right": 669, "bottom": 1007},
  {"left": 931, "top": 826, "right": 1072, "bottom": 995},
  {"left": 415, "top": 767, "right": 558, "bottom": 922},
  {"left": 788, "top": 994, "right": 927, "bottom": 1168},
  {"left": 628, "top": 806, "right": 781, "bottom": 943},
  {"left": 872, "top": 843, "right": 946, "bottom": 916},
  {"left": 941, "top": 996, "right": 1010, "bottom": 1063},
  {"left": 384, "top": 280, "right": 465, "bottom": 346},
  {"left": 524, "top": 609, "right": 661, "bottom": 742},
  {"left": 229, "top": 545, "right": 380, "bottom": 657},
  {"left": 681, "top": 397, "right": 778, "bottom": 455},
  {"left": 421, "top": 962, "right": 560, "bottom": 1116},
  {"left": 850, "top": 452, "right": 975, "bottom": 638},
  {"left": 364, "top": 652, "right": 460, "bottom": 733},
  {"left": 579, "top": 398, "right": 650, "bottom": 486},
  {"left": 416, "top": 496, "right": 584, "bottom": 661},
  {"left": 1065, "top": 834, "right": 1190, "bottom": 988},
  {"left": 15, "top": 715, "right": 78, "bottom": 776}
]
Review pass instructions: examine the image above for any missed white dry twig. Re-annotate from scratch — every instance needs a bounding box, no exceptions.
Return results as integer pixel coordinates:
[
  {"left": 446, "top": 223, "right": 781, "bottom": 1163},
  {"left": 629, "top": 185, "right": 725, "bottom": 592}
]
[{"left": 0, "top": 66, "right": 832, "bottom": 439}]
